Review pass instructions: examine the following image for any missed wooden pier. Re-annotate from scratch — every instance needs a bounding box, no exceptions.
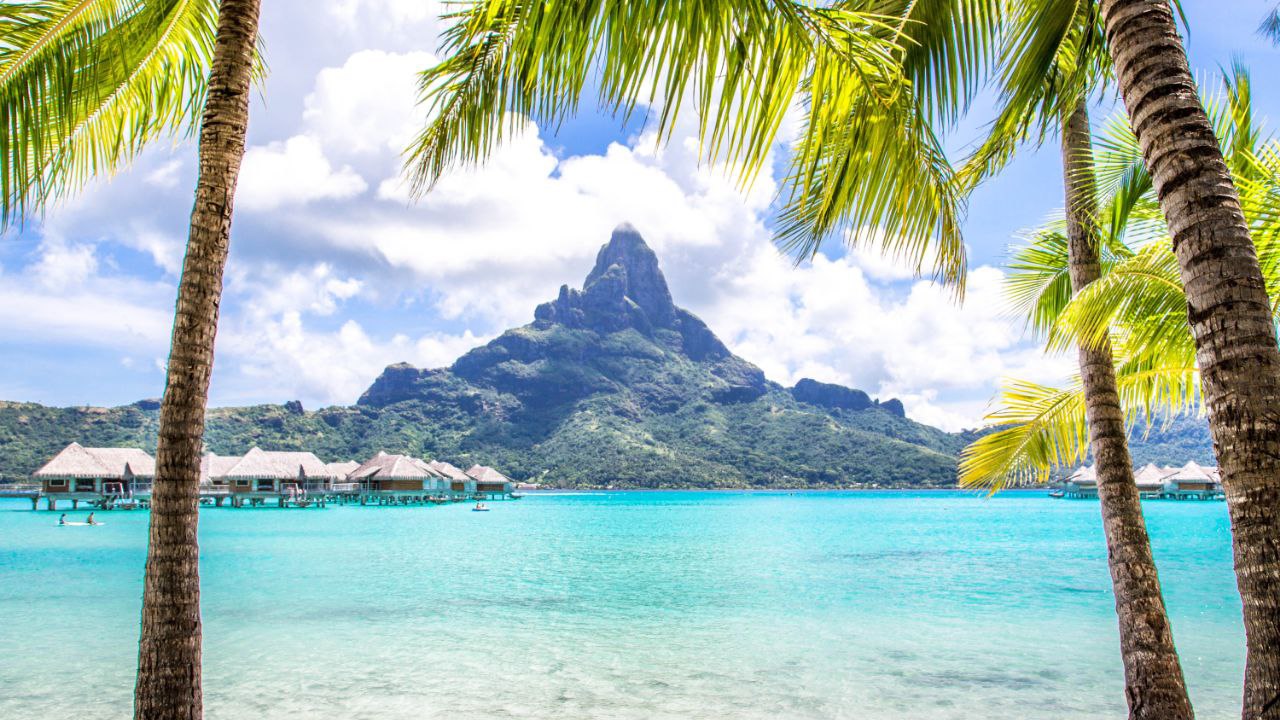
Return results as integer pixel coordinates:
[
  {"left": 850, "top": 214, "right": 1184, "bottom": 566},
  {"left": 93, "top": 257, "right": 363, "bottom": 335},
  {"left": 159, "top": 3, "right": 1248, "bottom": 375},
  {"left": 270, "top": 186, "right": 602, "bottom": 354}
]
[{"left": 1, "top": 482, "right": 520, "bottom": 511}]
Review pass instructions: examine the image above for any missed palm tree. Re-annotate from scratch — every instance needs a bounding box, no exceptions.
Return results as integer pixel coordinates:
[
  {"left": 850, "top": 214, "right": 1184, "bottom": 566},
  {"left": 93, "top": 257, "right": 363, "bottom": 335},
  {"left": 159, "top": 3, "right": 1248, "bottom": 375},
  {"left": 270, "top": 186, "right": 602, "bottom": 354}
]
[
  {"left": 963, "top": 69, "right": 1280, "bottom": 485},
  {"left": 0, "top": 2, "right": 261, "bottom": 717},
  {"left": 0, "top": 0, "right": 218, "bottom": 225},
  {"left": 1095, "top": 4, "right": 1280, "bottom": 715},
  {"left": 134, "top": 2, "right": 262, "bottom": 717},
  {"left": 951, "top": 4, "right": 1191, "bottom": 713}
]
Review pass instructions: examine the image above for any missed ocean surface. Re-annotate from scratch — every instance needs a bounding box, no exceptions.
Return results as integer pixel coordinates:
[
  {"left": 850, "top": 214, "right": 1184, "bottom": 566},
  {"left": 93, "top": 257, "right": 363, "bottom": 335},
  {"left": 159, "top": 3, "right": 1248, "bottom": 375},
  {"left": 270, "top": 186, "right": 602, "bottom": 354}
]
[{"left": 0, "top": 491, "right": 1243, "bottom": 719}]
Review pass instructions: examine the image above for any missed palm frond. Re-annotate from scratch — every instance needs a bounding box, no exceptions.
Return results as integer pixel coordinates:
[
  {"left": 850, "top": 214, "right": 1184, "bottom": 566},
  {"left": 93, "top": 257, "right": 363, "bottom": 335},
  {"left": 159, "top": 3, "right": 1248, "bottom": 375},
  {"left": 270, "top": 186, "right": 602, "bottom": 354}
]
[
  {"left": 958, "top": 378, "right": 1089, "bottom": 491},
  {"left": 0, "top": 0, "right": 219, "bottom": 228},
  {"left": 955, "top": 0, "right": 1107, "bottom": 193},
  {"left": 407, "top": 0, "right": 1001, "bottom": 288},
  {"left": 959, "top": 361, "right": 1201, "bottom": 491}
]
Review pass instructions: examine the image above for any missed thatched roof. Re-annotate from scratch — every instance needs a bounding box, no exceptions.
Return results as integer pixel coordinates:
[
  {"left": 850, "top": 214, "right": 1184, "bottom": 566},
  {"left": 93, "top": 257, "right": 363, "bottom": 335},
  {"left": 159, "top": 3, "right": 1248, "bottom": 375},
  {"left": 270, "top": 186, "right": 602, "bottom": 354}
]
[
  {"left": 1068, "top": 465, "right": 1096, "bottom": 483},
  {"left": 326, "top": 461, "right": 359, "bottom": 480},
  {"left": 201, "top": 453, "right": 240, "bottom": 483},
  {"left": 34, "top": 443, "right": 155, "bottom": 479},
  {"left": 466, "top": 464, "right": 513, "bottom": 484},
  {"left": 350, "top": 452, "right": 439, "bottom": 480},
  {"left": 221, "top": 448, "right": 332, "bottom": 480},
  {"left": 1166, "top": 461, "right": 1213, "bottom": 483},
  {"left": 1133, "top": 463, "right": 1174, "bottom": 489},
  {"left": 428, "top": 460, "right": 471, "bottom": 482}
]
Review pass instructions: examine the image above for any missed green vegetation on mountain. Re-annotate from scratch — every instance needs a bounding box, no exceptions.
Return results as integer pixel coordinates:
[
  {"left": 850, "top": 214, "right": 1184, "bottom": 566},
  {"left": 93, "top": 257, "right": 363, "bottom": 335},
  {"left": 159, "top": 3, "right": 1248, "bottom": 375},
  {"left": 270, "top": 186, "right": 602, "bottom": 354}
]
[{"left": 0, "top": 228, "right": 1211, "bottom": 488}]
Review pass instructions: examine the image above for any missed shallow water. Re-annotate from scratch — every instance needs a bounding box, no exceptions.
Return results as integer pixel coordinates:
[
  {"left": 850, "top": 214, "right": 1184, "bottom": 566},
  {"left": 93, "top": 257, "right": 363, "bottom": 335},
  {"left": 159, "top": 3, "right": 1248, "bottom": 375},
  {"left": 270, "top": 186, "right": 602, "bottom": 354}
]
[{"left": 0, "top": 491, "right": 1243, "bottom": 718}]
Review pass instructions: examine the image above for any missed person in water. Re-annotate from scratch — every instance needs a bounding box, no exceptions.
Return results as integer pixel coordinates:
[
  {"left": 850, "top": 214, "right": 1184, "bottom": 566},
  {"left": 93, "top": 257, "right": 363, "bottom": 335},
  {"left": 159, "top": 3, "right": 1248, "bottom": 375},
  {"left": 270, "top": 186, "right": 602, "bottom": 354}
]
[
  {"left": 59, "top": 513, "right": 67, "bottom": 525},
  {"left": 86, "top": 512, "right": 98, "bottom": 526}
]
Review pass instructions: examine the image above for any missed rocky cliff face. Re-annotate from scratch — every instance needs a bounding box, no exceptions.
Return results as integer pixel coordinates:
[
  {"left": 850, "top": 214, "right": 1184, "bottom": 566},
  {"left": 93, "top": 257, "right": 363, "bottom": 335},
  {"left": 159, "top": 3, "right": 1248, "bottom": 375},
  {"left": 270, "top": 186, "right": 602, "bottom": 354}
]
[
  {"left": 337, "top": 224, "right": 962, "bottom": 486},
  {"left": 361, "top": 224, "right": 769, "bottom": 411}
]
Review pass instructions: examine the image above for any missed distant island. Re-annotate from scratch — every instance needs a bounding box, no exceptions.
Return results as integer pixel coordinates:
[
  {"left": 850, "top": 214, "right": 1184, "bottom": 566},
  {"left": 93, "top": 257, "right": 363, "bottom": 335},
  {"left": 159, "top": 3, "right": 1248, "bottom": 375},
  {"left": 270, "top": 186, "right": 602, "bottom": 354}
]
[{"left": 0, "top": 226, "right": 1214, "bottom": 488}]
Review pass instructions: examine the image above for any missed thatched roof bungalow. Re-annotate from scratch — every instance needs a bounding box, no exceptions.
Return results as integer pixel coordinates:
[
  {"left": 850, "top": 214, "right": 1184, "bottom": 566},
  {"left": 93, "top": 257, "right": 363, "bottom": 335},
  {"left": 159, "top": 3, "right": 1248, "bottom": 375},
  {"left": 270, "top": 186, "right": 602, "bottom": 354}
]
[
  {"left": 222, "top": 448, "right": 333, "bottom": 494},
  {"left": 350, "top": 452, "right": 443, "bottom": 493},
  {"left": 1162, "top": 461, "right": 1219, "bottom": 497},
  {"left": 466, "top": 465, "right": 515, "bottom": 495},
  {"left": 428, "top": 460, "right": 472, "bottom": 492},
  {"left": 1063, "top": 465, "right": 1097, "bottom": 497},
  {"left": 1133, "top": 463, "right": 1174, "bottom": 494},
  {"left": 34, "top": 443, "right": 155, "bottom": 494},
  {"left": 200, "top": 453, "right": 240, "bottom": 487},
  {"left": 326, "top": 460, "right": 359, "bottom": 481}
]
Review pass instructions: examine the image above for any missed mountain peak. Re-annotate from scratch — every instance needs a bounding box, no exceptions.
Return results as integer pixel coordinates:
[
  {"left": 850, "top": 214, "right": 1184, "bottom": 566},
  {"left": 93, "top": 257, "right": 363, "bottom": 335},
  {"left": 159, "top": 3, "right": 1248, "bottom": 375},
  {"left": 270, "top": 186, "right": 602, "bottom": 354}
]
[
  {"left": 536, "top": 224, "right": 679, "bottom": 332},
  {"left": 582, "top": 224, "right": 676, "bottom": 326}
]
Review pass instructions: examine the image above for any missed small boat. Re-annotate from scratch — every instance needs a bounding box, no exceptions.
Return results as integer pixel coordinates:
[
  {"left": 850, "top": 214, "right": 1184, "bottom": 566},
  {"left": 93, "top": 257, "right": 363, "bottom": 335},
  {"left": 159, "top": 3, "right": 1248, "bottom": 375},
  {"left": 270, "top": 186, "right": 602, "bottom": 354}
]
[
  {"left": 1048, "top": 489, "right": 1065, "bottom": 499},
  {"left": 472, "top": 503, "right": 490, "bottom": 512}
]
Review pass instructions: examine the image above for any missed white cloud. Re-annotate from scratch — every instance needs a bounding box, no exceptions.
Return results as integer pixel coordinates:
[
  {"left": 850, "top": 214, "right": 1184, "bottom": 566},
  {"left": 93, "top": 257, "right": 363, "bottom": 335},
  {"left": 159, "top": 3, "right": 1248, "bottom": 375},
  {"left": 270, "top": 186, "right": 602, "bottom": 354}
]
[
  {"left": 32, "top": 240, "right": 98, "bottom": 290},
  {"left": 303, "top": 49, "right": 436, "bottom": 158},
  {"left": 145, "top": 159, "right": 184, "bottom": 189},
  {"left": 0, "top": 17, "right": 1068, "bottom": 429},
  {"left": 237, "top": 135, "right": 368, "bottom": 211}
]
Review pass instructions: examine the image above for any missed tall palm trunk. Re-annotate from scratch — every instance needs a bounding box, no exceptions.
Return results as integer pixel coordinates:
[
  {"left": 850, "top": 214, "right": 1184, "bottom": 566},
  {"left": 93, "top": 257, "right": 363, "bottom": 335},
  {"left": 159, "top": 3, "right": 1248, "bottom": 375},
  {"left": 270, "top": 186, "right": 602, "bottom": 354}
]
[
  {"left": 133, "top": 1, "right": 261, "bottom": 718},
  {"left": 1062, "top": 101, "right": 1194, "bottom": 719},
  {"left": 1099, "top": 1, "right": 1280, "bottom": 717}
]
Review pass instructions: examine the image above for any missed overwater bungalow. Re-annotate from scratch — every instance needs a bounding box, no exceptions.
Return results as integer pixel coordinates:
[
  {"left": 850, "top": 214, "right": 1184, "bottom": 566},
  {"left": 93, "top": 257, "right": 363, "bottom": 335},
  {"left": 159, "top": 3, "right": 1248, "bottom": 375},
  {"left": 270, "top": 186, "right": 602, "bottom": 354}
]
[
  {"left": 1133, "top": 463, "right": 1174, "bottom": 498},
  {"left": 466, "top": 465, "right": 516, "bottom": 498},
  {"left": 200, "top": 453, "right": 239, "bottom": 492},
  {"left": 33, "top": 443, "right": 155, "bottom": 508},
  {"left": 349, "top": 452, "right": 444, "bottom": 496},
  {"left": 327, "top": 460, "right": 359, "bottom": 479},
  {"left": 428, "top": 460, "right": 473, "bottom": 495},
  {"left": 1162, "top": 461, "right": 1223, "bottom": 499},
  {"left": 223, "top": 448, "right": 334, "bottom": 499},
  {"left": 1061, "top": 465, "right": 1097, "bottom": 498}
]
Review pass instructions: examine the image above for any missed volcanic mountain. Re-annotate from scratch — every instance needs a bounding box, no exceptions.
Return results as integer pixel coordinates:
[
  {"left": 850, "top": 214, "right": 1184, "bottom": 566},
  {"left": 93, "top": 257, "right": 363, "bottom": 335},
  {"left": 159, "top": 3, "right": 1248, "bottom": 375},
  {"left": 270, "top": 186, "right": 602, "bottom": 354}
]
[{"left": 0, "top": 225, "right": 1215, "bottom": 486}]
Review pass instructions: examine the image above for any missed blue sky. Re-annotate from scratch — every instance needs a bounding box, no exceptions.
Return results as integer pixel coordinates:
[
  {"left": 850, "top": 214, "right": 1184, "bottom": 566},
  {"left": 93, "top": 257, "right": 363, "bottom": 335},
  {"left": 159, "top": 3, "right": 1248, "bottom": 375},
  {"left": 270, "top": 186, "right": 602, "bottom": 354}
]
[{"left": 0, "top": 0, "right": 1276, "bottom": 430}]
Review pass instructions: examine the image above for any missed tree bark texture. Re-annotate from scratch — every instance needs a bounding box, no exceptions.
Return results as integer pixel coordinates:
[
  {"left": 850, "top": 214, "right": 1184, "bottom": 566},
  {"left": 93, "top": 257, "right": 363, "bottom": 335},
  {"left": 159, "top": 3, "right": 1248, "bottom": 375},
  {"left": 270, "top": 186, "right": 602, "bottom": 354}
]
[
  {"left": 1099, "top": 2, "right": 1280, "bottom": 717},
  {"left": 133, "top": 2, "right": 261, "bottom": 718}
]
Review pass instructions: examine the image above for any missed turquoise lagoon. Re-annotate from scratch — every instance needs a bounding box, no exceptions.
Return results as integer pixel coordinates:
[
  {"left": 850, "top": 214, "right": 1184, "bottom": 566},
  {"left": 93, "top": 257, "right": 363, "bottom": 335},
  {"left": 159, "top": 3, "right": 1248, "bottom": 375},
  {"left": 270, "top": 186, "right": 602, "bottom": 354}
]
[{"left": 0, "top": 491, "right": 1243, "bottom": 718}]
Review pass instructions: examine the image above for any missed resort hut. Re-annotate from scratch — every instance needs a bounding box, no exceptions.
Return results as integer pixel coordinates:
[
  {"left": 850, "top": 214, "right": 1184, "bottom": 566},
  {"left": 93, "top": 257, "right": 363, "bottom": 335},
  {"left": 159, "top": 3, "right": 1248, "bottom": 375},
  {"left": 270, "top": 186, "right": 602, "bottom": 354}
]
[
  {"left": 349, "top": 452, "right": 441, "bottom": 495},
  {"left": 465, "top": 465, "right": 515, "bottom": 497},
  {"left": 428, "top": 460, "right": 473, "bottom": 495},
  {"left": 1162, "top": 461, "right": 1218, "bottom": 499},
  {"left": 222, "top": 448, "right": 332, "bottom": 496},
  {"left": 326, "top": 460, "right": 359, "bottom": 485},
  {"left": 1062, "top": 465, "right": 1097, "bottom": 498},
  {"left": 34, "top": 443, "right": 155, "bottom": 499},
  {"left": 200, "top": 453, "right": 239, "bottom": 490},
  {"left": 1132, "top": 463, "right": 1174, "bottom": 497}
]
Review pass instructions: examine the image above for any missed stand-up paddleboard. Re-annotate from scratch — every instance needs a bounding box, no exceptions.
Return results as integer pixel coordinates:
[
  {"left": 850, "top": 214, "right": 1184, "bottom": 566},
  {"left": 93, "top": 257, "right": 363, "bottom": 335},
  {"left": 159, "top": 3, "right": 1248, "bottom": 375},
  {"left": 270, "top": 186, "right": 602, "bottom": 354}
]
[{"left": 58, "top": 522, "right": 105, "bottom": 526}]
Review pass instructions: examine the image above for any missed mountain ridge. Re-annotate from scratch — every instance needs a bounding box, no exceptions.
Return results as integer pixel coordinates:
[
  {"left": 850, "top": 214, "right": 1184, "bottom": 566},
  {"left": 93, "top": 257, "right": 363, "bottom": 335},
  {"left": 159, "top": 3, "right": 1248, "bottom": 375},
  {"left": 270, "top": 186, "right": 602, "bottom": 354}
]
[{"left": 0, "top": 226, "right": 1214, "bottom": 486}]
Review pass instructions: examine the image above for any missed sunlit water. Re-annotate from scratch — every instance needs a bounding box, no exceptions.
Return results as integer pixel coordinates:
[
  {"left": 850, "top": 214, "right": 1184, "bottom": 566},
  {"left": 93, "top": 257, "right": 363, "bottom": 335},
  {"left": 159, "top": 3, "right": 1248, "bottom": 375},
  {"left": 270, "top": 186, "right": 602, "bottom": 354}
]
[{"left": 0, "top": 491, "right": 1243, "bottom": 718}]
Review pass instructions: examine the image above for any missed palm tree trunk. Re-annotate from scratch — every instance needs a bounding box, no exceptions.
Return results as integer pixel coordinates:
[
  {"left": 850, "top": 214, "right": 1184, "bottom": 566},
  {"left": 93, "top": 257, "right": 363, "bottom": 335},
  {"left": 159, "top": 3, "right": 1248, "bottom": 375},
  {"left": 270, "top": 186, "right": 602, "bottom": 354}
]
[
  {"left": 133, "top": 1, "right": 261, "bottom": 718},
  {"left": 1099, "top": 2, "right": 1280, "bottom": 717},
  {"left": 1061, "top": 100, "right": 1194, "bottom": 719}
]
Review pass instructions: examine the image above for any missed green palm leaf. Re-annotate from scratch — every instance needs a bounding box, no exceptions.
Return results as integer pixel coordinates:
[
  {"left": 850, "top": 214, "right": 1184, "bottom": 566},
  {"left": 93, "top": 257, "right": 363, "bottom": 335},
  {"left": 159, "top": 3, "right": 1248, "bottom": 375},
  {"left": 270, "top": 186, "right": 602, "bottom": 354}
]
[
  {"left": 406, "top": 0, "right": 1003, "bottom": 288},
  {"left": 0, "top": 0, "right": 219, "bottom": 228}
]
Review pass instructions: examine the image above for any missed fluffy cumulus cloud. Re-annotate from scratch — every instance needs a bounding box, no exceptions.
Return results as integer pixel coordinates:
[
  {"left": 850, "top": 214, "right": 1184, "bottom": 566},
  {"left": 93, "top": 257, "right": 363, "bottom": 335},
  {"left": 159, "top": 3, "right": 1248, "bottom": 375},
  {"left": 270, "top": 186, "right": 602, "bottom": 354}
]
[
  {"left": 237, "top": 135, "right": 368, "bottom": 211},
  {"left": 0, "top": 0, "right": 1068, "bottom": 428}
]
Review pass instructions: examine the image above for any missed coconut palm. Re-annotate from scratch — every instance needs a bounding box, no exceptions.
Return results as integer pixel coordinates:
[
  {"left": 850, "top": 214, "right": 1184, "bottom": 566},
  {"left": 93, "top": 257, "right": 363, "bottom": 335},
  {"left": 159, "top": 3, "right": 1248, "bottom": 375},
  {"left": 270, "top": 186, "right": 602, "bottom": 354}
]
[
  {"left": 965, "top": 65, "right": 1280, "bottom": 715},
  {"left": 405, "top": 0, "right": 1202, "bottom": 714},
  {"left": 962, "top": 66, "right": 1280, "bottom": 493},
  {"left": 952, "top": 3, "right": 1192, "bottom": 714},
  {"left": 0, "top": 2, "right": 261, "bottom": 718},
  {"left": 1092, "top": 6, "right": 1280, "bottom": 713}
]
